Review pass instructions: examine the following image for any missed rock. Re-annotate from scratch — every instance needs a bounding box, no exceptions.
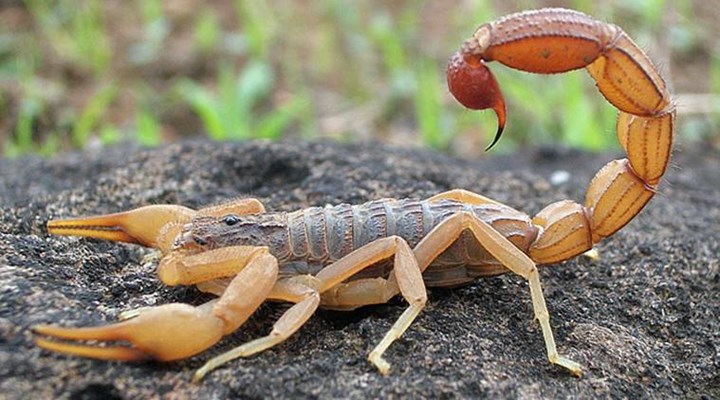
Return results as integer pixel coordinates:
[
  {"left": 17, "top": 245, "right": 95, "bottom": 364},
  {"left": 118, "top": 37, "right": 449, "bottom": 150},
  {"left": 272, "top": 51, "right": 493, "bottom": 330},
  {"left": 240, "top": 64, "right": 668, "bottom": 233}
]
[{"left": 1, "top": 140, "right": 718, "bottom": 399}]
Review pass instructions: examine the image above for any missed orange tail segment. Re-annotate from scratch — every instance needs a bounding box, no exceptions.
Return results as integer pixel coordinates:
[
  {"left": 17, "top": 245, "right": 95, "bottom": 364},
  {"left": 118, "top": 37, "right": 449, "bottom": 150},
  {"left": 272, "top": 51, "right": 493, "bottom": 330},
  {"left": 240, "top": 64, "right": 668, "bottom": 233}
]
[{"left": 448, "top": 8, "right": 674, "bottom": 264}]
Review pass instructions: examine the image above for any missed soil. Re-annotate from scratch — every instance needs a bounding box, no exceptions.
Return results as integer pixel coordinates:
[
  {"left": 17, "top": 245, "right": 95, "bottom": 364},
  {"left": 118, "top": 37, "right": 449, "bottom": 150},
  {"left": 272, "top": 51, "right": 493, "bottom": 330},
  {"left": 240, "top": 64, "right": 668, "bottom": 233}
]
[{"left": 0, "top": 141, "right": 718, "bottom": 399}]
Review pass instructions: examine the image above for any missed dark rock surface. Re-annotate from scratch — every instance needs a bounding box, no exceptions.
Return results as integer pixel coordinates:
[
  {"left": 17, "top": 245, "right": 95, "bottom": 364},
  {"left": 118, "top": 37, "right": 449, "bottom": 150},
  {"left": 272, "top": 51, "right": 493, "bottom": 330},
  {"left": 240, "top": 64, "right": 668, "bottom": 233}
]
[{"left": 1, "top": 141, "right": 718, "bottom": 399}]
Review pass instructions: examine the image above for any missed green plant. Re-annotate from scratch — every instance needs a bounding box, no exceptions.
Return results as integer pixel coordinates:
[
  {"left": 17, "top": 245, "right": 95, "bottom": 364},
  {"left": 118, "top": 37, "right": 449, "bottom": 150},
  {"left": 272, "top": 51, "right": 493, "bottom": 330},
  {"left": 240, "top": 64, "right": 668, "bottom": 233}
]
[
  {"left": 194, "top": 10, "right": 221, "bottom": 53},
  {"left": 234, "top": 0, "right": 277, "bottom": 60},
  {"left": 129, "top": 0, "right": 169, "bottom": 65},
  {"left": 414, "top": 61, "right": 447, "bottom": 150},
  {"left": 2, "top": 0, "right": 712, "bottom": 156},
  {"left": 135, "top": 109, "right": 162, "bottom": 146},
  {"left": 25, "top": 0, "right": 110, "bottom": 75},
  {"left": 176, "top": 61, "right": 308, "bottom": 141},
  {"left": 72, "top": 84, "right": 118, "bottom": 148}
]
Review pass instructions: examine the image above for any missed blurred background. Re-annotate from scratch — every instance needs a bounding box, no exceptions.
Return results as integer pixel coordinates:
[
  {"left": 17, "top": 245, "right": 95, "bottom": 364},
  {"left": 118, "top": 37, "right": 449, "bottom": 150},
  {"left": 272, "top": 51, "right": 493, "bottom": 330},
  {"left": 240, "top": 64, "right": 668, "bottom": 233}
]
[{"left": 1, "top": 0, "right": 718, "bottom": 158}]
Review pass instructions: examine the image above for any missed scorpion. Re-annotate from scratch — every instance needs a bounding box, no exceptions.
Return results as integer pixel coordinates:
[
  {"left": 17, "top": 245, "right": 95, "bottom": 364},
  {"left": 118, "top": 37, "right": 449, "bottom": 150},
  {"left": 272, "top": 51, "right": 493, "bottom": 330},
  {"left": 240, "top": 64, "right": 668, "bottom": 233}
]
[{"left": 34, "top": 8, "right": 674, "bottom": 382}]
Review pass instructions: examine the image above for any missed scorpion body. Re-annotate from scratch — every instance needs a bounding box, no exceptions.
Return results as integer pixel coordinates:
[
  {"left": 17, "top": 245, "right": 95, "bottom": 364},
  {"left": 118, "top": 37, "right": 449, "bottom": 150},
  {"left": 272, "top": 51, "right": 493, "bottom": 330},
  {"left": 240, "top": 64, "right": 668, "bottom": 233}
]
[
  {"left": 35, "top": 8, "right": 675, "bottom": 383},
  {"left": 188, "top": 198, "right": 535, "bottom": 288}
]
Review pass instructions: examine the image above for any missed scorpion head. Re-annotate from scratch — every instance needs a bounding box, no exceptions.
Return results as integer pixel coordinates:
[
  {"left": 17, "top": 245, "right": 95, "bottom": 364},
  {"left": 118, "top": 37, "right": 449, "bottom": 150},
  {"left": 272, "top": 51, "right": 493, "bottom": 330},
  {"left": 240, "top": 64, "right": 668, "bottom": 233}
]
[{"left": 175, "top": 213, "right": 283, "bottom": 251}]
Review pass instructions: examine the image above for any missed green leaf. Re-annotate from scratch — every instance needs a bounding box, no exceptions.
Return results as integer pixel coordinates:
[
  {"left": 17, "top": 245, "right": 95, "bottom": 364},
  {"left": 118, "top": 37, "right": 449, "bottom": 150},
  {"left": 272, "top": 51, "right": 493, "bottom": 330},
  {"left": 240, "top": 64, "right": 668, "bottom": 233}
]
[
  {"left": 182, "top": 81, "right": 225, "bottom": 140},
  {"left": 415, "top": 62, "right": 445, "bottom": 149},
  {"left": 256, "top": 97, "right": 308, "bottom": 139},
  {"left": 136, "top": 110, "right": 162, "bottom": 147},
  {"left": 72, "top": 84, "right": 118, "bottom": 148}
]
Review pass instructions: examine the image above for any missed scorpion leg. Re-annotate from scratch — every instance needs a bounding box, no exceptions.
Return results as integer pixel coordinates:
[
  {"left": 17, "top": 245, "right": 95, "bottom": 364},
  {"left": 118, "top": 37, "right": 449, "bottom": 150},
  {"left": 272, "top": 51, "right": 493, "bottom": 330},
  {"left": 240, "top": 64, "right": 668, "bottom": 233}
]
[
  {"left": 195, "top": 198, "right": 266, "bottom": 217},
  {"left": 193, "top": 277, "right": 321, "bottom": 382},
  {"left": 195, "top": 278, "right": 233, "bottom": 296},
  {"left": 412, "top": 211, "right": 582, "bottom": 376},
  {"left": 156, "top": 246, "right": 269, "bottom": 286},
  {"left": 430, "top": 190, "right": 603, "bottom": 263},
  {"left": 320, "top": 277, "right": 399, "bottom": 310},
  {"left": 428, "top": 188, "right": 503, "bottom": 206},
  {"left": 35, "top": 247, "right": 278, "bottom": 367},
  {"left": 313, "top": 236, "right": 427, "bottom": 374}
]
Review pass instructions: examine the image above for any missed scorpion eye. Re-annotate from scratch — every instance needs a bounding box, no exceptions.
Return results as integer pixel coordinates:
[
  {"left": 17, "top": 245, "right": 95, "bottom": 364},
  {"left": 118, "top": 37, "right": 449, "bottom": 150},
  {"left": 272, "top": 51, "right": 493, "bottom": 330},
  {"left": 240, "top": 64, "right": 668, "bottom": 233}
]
[{"left": 223, "top": 214, "right": 241, "bottom": 226}]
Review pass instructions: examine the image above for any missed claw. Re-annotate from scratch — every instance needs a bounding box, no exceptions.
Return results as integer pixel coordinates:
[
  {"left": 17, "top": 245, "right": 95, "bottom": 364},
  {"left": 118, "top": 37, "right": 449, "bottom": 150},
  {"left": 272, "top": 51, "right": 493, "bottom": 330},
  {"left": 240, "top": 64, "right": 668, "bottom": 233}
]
[
  {"left": 34, "top": 303, "right": 226, "bottom": 362},
  {"left": 34, "top": 337, "right": 149, "bottom": 361},
  {"left": 447, "top": 51, "right": 507, "bottom": 151},
  {"left": 47, "top": 205, "right": 196, "bottom": 252}
]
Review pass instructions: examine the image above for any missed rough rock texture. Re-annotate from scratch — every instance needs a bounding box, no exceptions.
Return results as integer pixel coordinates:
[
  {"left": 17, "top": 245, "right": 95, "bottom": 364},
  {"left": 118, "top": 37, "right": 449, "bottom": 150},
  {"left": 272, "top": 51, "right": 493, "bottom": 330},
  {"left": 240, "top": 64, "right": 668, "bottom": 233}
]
[{"left": 1, "top": 141, "right": 718, "bottom": 399}]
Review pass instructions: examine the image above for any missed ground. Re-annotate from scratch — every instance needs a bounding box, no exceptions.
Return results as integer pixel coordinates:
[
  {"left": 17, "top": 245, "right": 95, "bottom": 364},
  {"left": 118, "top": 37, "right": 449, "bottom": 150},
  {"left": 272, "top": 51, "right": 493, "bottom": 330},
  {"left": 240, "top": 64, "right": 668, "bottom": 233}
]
[{"left": 0, "top": 141, "right": 718, "bottom": 399}]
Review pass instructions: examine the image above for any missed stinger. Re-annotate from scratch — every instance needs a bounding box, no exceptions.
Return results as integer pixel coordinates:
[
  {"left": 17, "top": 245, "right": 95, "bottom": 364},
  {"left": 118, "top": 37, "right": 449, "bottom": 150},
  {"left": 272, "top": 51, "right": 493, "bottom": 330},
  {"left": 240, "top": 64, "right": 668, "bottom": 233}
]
[{"left": 447, "top": 52, "right": 507, "bottom": 151}]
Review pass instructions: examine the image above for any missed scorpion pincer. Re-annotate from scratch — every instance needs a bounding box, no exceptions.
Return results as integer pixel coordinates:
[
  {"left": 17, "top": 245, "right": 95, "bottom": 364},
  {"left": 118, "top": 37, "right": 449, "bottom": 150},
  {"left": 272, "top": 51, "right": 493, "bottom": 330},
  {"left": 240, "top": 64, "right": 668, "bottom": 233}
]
[{"left": 35, "top": 8, "right": 674, "bottom": 382}]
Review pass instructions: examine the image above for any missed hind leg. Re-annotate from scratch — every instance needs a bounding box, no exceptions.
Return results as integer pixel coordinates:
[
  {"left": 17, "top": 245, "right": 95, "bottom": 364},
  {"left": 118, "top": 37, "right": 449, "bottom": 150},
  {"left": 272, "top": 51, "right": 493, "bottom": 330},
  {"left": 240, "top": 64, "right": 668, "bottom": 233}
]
[
  {"left": 411, "top": 211, "right": 582, "bottom": 375},
  {"left": 427, "top": 188, "right": 502, "bottom": 206},
  {"left": 311, "top": 236, "right": 427, "bottom": 374}
]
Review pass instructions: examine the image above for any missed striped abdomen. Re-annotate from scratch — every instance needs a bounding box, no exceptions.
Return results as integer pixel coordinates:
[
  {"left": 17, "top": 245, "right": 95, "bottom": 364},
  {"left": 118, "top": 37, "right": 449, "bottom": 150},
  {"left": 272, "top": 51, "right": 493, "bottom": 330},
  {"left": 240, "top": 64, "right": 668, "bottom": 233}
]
[{"left": 276, "top": 199, "right": 537, "bottom": 287}]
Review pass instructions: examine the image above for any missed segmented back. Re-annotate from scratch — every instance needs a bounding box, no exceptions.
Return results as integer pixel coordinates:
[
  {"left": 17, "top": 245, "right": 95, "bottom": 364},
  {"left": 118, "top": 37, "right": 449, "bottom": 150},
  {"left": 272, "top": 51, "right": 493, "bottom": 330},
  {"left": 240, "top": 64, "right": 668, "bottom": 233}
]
[
  {"left": 277, "top": 199, "right": 536, "bottom": 286},
  {"left": 185, "top": 197, "right": 538, "bottom": 287}
]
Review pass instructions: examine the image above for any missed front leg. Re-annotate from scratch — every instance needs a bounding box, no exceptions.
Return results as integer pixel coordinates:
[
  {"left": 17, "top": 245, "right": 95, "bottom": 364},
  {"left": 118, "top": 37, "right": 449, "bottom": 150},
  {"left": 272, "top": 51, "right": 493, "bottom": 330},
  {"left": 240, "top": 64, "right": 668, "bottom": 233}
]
[
  {"left": 193, "top": 277, "right": 321, "bottom": 382},
  {"left": 194, "top": 236, "right": 429, "bottom": 377},
  {"left": 34, "top": 246, "right": 278, "bottom": 366}
]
